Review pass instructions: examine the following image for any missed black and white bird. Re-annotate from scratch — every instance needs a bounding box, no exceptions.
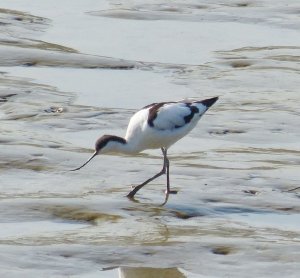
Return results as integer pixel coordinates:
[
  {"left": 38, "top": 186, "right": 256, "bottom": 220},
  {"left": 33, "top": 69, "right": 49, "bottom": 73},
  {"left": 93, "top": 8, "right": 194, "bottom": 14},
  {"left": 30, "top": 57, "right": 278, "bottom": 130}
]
[{"left": 71, "top": 97, "right": 218, "bottom": 199}]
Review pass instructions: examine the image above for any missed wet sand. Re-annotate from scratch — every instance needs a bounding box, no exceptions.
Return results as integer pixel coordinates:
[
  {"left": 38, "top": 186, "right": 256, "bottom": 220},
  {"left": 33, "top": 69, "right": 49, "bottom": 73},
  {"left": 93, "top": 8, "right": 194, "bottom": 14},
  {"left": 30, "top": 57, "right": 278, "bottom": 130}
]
[{"left": 0, "top": 1, "right": 300, "bottom": 277}]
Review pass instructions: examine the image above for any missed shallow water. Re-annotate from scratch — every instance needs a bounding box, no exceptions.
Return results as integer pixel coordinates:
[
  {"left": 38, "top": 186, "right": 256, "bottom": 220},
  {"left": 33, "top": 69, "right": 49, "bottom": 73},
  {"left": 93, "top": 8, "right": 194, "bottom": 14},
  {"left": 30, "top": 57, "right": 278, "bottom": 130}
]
[{"left": 0, "top": 0, "right": 300, "bottom": 277}]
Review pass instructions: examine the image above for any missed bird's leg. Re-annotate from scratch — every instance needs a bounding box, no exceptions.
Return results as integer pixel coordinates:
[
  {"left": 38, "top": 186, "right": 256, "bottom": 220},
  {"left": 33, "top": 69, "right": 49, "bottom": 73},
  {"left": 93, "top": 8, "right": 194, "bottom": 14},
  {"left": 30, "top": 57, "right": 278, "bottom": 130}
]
[
  {"left": 164, "top": 149, "right": 177, "bottom": 195},
  {"left": 127, "top": 148, "right": 167, "bottom": 199}
]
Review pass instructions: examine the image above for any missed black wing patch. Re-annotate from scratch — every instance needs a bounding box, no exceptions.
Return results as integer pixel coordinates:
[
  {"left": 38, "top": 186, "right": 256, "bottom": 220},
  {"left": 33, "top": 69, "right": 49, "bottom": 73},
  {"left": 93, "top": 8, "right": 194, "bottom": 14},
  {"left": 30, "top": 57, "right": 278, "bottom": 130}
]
[
  {"left": 183, "top": 104, "right": 199, "bottom": 124},
  {"left": 147, "top": 102, "right": 177, "bottom": 127}
]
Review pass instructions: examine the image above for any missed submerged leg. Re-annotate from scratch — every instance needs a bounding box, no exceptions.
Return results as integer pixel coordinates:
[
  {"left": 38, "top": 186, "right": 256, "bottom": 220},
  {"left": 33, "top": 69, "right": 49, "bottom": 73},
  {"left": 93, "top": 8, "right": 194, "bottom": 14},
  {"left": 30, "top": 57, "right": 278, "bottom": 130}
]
[
  {"left": 127, "top": 148, "right": 168, "bottom": 199},
  {"left": 164, "top": 149, "right": 177, "bottom": 195}
]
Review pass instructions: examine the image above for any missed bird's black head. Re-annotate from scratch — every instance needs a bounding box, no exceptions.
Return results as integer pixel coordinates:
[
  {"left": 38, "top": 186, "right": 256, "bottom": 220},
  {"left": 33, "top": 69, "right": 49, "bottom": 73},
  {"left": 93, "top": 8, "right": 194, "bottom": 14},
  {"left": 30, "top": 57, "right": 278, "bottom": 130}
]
[
  {"left": 70, "top": 135, "right": 126, "bottom": 171},
  {"left": 95, "top": 135, "right": 126, "bottom": 153}
]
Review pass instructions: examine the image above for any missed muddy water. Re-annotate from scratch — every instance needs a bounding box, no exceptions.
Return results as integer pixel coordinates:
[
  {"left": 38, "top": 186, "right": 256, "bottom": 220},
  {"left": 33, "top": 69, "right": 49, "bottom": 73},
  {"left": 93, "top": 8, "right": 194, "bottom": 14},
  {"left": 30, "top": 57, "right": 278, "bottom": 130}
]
[{"left": 0, "top": 1, "right": 300, "bottom": 277}]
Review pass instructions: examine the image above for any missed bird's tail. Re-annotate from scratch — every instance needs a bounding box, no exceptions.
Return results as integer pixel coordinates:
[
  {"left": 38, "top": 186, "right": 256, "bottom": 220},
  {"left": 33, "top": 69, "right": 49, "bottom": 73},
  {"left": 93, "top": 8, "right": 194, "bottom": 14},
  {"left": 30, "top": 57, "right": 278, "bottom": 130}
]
[{"left": 195, "top": 96, "right": 218, "bottom": 108}]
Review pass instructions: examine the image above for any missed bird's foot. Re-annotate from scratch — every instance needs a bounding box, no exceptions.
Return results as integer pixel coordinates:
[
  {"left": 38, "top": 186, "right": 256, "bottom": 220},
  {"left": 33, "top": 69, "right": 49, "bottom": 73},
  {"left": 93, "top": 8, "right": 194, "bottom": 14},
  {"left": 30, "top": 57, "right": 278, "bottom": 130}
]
[
  {"left": 126, "top": 190, "right": 136, "bottom": 199},
  {"left": 165, "top": 190, "right": 178, "bottom": 195}
]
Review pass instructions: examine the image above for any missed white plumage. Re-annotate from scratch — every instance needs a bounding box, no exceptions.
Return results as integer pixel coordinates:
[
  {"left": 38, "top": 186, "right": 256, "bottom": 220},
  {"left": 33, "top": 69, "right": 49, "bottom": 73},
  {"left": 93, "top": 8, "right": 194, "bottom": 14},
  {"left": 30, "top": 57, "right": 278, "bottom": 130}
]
[
  {"left": 71, "top": 97, "right": 218, "bottom": 201},
  {"left": 125, "top": 100, "right": 212, "bottom": 152},
  {"left": 149, "top": 102, "right": 206, "bottom": 130}
]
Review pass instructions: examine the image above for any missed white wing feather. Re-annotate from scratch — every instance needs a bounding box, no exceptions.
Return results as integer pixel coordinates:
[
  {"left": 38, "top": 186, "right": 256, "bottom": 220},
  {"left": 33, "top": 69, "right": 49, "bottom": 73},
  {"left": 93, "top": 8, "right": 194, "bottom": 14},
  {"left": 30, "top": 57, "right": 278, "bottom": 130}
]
[{"left": 150, "top": 103, "right": 196, "bottom": 130}]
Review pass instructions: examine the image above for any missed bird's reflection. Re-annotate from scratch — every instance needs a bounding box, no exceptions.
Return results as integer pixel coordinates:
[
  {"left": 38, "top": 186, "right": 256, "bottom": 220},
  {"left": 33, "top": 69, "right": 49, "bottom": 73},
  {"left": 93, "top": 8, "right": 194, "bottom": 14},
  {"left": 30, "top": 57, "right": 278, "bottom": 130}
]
[{"left": 118, "top": 266, "right": 186, "bottom": 278}]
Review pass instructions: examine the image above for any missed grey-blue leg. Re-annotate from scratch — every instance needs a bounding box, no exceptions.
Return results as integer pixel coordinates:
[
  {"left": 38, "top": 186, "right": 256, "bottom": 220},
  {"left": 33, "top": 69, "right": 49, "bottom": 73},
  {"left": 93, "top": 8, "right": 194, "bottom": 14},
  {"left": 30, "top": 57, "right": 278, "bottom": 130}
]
[{"left": 127, "top": 148, "right": 177, "bottom": 199}]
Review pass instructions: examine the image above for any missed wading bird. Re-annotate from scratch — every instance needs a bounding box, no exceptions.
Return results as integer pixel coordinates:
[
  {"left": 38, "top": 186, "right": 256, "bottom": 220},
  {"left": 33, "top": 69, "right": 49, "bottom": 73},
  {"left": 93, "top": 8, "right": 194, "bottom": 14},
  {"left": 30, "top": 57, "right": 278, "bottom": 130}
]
[{"left": 71, "top": 97, "right": 218, "bottom": 201}]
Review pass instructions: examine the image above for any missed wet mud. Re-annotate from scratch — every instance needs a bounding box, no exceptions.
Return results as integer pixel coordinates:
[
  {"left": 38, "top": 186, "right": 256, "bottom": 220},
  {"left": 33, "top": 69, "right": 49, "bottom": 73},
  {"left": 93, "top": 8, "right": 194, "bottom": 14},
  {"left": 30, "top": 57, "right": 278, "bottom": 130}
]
[{"left": 0, "top": 0, "right": 299, "bottom": 277}]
